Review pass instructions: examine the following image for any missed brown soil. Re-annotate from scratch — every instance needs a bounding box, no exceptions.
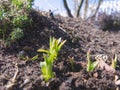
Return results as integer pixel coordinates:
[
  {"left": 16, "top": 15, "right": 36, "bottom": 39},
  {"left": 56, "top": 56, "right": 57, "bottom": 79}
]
[{"left": 0, "top": 9, "right": 120, "bottom": 90}]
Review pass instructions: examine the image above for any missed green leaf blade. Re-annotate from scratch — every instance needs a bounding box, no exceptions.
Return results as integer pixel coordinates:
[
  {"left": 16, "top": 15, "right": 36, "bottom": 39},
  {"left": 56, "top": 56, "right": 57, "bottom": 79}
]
[
  {"left": 31, "top": 55, "right": 38, "bottom": 61},
  {"left": 37, "top": 49, "right": 49, "bottom": 54}
]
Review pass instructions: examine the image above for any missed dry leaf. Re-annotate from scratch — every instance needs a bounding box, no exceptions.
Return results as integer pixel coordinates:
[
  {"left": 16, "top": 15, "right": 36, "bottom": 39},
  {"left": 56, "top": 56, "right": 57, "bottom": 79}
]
[
  {"left": 98, "top": 60, "right": 115, "bottom": 72},
  {"left": 115, "top": 80, "right": 120, "bottom": 85}
]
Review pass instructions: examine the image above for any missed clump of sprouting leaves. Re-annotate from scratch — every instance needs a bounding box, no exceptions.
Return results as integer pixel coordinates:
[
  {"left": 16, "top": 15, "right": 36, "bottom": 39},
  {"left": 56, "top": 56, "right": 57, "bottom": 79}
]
[
  {"left": 86, "top": 49, "right": 99, "bottom": 72},
  {"left": 37, "top": 37, "right": 66, "bottom": 81}
]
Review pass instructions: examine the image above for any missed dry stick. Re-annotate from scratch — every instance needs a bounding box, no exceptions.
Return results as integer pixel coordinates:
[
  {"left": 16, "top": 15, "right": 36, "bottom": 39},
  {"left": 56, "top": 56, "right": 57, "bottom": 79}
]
[
  {"left": 58, "top": 26, "right": 67, "bottom": 32},
  {"left": 11, "top": 63, "right": 19, "bottom": 83},
  {"left": 5, "top": 63, "right": 19, "bottom": 90}
]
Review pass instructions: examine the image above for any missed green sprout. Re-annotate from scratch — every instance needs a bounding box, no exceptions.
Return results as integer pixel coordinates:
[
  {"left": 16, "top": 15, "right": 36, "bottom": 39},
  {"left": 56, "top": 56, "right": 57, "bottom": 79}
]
[
  {"left": 111, "top": 54, "right": 117, "bottom": 69},
  {"left": 69, "top": 57, "right": 75, "bottom": 71},
  {"left": 37, "top": 37, "right": 66, "bottom": 81},
  {"left": 31, "top": 55, "right": 39, "bottom": 61},
  {"left": 86, "top": 49, "right": 99, "bottom": 72}
]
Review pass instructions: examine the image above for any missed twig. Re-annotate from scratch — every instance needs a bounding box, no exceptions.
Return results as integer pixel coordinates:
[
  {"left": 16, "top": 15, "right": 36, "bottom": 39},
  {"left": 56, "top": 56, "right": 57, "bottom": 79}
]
[
  {"left": 5, "top": 63, "right": 19, "bottom": 90},
  {"left": 58, "top": 26, "right": 67, "bottom": 32}
]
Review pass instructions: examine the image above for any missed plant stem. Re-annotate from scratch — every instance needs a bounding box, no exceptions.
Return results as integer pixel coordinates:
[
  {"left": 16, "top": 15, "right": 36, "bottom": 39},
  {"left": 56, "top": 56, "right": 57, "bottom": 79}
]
[{"left": 87, "top": 49, "right": 91, "bottom": 71}]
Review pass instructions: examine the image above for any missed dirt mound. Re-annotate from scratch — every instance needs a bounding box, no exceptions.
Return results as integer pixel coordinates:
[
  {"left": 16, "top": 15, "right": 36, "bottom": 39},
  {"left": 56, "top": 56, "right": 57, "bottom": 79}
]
[{"left": 0, "top": 9, "right": 120, "bottom": 90}]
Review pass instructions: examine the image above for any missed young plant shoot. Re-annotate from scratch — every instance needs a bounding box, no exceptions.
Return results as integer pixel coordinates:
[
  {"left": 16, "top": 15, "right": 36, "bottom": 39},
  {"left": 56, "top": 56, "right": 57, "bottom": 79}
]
[
  {"left": 37, "top": 37, "right": 66, "bottom": 81},
  {"left": 87, "top": 49, "right": 99, "bottom": 72},
  {"left": 111, "top": 54, "right": 117, "bottom": 69}
]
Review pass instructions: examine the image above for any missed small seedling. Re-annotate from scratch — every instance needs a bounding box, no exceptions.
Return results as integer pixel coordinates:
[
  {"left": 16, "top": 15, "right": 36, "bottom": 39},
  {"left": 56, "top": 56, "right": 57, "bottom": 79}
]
[
  {"left": 37, "top": 37, "right": 66, "bottom": 81},
  {"left": 18, "top": 50, "right": 39, "bottom": 61},
  {"left": 111, "top": 54, "right": 117, "bottom": 69},
  {"left": 69, "top": 56, "right": 75, "bottom": 71},
  {"left": 86, "top": 49, "right": 99, "bottom": 72},
  {"left": 31, "top": 55, "right": 39, "bottom": 61}
]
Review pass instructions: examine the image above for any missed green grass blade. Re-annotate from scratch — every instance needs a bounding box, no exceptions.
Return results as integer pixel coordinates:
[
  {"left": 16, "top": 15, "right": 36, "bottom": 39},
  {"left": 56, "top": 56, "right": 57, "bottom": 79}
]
[
  {"left": 111, "top": 54, "right": 117, "bottom": 69},
  {"left": 31, "top": 55, "right": 38, "bottom": 61},
  {"left": 40, "top": 61, "right": 47, "bottom": 76},
  {"left": 91, "top": 61, "right": 99, "bottom": 71},
  {"left": 37, "top": 49, "right": 49, "bottom": 54},
  {"left": 58, "top": 40, "right": 66, "bottom": 51},
  {"left": 87, "top": 49, "right": 91, "bottom": 71}
]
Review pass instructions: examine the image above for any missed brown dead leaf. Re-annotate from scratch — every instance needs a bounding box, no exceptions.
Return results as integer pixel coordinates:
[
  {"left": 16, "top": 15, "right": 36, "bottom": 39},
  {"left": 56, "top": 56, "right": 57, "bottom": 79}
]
[
  {"left": 98, "top": 60, "right": 115, "bottom": 72},
  {"left": 115, "top": 80, "right": 120, "bottom": 85}
]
